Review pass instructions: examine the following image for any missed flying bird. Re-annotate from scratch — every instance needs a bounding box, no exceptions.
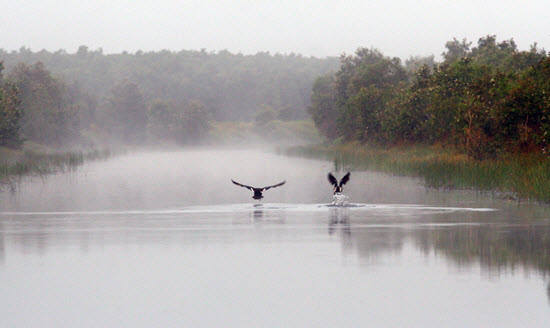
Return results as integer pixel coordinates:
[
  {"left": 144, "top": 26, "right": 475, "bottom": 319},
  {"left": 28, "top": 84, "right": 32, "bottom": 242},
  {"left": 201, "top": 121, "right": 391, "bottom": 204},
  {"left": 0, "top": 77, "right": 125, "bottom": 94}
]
[
  {"left": 231, "top": 179, "right": 286, "bottom": 200},
  {"left": 328, "top": 172, "right": 350, "bottom": 194}
]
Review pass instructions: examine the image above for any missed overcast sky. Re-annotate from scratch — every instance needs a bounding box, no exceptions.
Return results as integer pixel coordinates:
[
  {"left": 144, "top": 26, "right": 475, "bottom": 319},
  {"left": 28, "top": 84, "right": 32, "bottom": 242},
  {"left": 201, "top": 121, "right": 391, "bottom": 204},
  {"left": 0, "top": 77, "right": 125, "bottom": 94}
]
[{"left": 1, "top": 0, "right": 549, "bottom": 59}]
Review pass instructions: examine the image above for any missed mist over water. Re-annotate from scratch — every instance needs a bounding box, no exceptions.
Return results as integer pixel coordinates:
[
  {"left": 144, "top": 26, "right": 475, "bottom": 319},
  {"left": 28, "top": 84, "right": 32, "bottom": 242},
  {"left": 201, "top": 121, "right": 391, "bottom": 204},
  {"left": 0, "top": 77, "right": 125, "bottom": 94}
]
[{"left": 1, "top": 147, "right": 549, "bottom": 327}]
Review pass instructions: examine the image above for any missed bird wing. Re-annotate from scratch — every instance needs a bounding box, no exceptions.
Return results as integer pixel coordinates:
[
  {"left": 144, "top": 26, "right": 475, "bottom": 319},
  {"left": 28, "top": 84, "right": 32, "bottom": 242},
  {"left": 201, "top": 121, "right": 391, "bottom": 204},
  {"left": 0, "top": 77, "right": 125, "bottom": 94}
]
[
  {"left": 339, "top": 172, "right": 350, "bottom": 186},
  {"left": 328, "top": 173, "right": 338, "bottom": 186},
  {"left": 232, "top": 179, "right": 254, "bottom": 191},
  {"left": 262, "top": 180, "right": 286, "bottom": 191}
]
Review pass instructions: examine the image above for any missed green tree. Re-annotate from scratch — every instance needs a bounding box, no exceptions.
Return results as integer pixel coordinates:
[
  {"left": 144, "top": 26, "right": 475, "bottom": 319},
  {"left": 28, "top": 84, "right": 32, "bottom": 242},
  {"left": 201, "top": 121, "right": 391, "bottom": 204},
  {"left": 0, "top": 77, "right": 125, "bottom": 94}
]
[
  {"left": 0, "top": 46, "right": 339, "bottom": 123},
  {"left": 507, "top": 57, "right": 550, "bottom": 152},
  {"left": 147, "top": 99, "right": 210, "bottom": 144},
  {"left": 339, "top": 85, "right": 386, "bottom": 141},
  {"left": 309, "top": 48, "right": 407, "bottom": 142},
  {"left": 442, "top": 38, "right": 471, "bottom": 63},
  {"left": 335, "top": 48, "right": 407, "bottom": 142},
  {"left": 0, "top": 62, "right": 22, "bottom": 147},
  {"left": 308, "top": 74, "right": 338, "bottom": 139},
  {"left": 386, "top": 65, "right": 432, "bottom": 143},
  {"left": 404, "top": 55, "right": 435, "bottom": 76},
  {"left": 470, "top": 35, "right": 517, "bottom": 68},
  {"left": 334, "top": 48, "right": 387, "bottom": 103},
  {"left": 505, "top": 43, "right": 547, "bottom": 73},
  {"left": 309, "top": 36, "right": 549, "bottom": 158},
  {"left": 65, "top": 82, "right": 97, "bottom": 131},
  {"left": 7, "top": 62, "right": 78, "bottom": 145},
  {"left": 147, "top": 100, "right": 176, "bottom": 142},
  {"left": 179, "top": 100, "right": 210, "bottom": 143},
  {"left": 103, "top": 81, "right": 147, "bottom": 144},
  {"left": 455, "top": 70, "right": 514, "bottom": 159}
]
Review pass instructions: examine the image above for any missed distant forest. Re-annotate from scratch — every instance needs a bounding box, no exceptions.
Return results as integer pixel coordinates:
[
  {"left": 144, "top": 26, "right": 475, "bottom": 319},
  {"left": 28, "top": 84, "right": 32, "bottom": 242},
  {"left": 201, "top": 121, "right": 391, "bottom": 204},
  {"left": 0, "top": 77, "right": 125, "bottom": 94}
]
[
  {"left": 2, "top": 35, "right": 550, "bottom": 157},
  {"left": 309, "top": 35, "right": 549, "bottom": 159},
  {"left": 0, "top": 47, "right": 338, "bottom": 147}
]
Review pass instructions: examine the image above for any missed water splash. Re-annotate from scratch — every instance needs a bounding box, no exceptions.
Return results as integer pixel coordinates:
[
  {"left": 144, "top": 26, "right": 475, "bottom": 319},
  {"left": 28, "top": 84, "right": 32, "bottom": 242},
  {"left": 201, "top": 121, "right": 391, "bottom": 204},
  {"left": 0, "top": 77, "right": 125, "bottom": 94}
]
[{"left": 331, "top": 193, "right": 350, "bottom": 206}]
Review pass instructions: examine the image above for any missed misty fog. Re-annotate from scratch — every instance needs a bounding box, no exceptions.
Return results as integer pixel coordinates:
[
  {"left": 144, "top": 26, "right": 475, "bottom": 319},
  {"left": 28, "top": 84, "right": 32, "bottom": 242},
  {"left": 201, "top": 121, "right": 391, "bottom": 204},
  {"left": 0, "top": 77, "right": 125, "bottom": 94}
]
[{"left": 2, "top": 2, "right": 550, "bottom": 326}]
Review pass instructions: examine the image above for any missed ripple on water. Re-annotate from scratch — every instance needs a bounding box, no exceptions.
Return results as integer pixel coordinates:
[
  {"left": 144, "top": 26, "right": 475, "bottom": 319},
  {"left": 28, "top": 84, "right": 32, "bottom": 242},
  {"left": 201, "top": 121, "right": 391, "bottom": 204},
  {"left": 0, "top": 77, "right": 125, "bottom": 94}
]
[{"left": 0, "top": 200, "right": 496, "bottom": 217}]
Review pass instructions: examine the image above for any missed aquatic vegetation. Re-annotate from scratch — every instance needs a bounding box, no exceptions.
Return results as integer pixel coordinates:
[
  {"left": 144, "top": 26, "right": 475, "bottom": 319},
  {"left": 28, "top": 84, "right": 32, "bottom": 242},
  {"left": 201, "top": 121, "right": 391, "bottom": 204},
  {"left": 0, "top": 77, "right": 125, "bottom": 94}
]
[
  {"left": 284, "top": 143, "right": 550, "bottom": 203},
  {"left": 0, "top": 149, "right": 112, "bottom": 189}
]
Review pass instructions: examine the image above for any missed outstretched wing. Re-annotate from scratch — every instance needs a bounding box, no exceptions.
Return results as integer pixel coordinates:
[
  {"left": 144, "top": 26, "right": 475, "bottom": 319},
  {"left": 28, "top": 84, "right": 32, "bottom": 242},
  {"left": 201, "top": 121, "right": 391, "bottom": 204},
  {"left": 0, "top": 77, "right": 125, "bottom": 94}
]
[
  {"left": 328, "top": 173, "right": 338, "bottom": 186},
  {"left": 232, "top": 179, "right": 254, "bottom": 191},
  {"left": 339, "top": 172, "right": 350, "bottom": 187},
  {"left": 262, "top": 180, "right": 286, "bottom": 191}
]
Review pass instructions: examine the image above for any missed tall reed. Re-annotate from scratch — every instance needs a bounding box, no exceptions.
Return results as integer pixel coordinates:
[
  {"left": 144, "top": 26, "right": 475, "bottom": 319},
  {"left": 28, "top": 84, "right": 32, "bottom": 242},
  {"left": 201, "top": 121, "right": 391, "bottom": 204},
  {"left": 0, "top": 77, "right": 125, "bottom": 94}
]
[
  {"left": 0, "top": 149, "right": 112, "bottom": 187},
  {"left": 284, "top": 144, "right": 550, "bottom": 203}
]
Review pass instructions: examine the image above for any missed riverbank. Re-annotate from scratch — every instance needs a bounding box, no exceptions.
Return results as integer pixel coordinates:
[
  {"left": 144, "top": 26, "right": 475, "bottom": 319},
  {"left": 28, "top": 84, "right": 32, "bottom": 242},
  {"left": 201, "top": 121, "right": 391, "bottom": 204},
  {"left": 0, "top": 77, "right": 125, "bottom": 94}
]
[{"left": 284, "top": 142, "right": 550, "bottom": 204}]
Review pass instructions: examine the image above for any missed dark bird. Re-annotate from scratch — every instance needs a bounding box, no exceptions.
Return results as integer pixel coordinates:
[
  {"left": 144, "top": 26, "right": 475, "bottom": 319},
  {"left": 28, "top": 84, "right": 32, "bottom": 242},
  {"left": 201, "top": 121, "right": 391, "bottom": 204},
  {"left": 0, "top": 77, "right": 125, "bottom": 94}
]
[
  {"left": 328, "top": 172, "right": 350, "bottom": 194},
  {"left": 231, "top": 179, "right": 286, "bottom": 200}
]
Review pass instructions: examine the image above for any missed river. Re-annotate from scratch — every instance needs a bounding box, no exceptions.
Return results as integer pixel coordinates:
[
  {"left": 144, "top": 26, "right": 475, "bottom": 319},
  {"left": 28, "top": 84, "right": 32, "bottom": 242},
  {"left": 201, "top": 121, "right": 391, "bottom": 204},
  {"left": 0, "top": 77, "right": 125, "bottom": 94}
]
[{"left": 1, "top": 148, "right": 549, "bottom": 327}]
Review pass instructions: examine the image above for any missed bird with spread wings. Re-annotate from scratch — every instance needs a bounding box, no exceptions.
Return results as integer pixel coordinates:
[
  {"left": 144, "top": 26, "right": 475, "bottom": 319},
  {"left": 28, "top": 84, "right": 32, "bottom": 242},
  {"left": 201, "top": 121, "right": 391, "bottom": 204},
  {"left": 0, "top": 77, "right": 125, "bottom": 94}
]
[
  {"left": 328, "top": 172, "right": 350, "bottom": 194},
  {"left": 232, "top": 179, "right": 286, "bottom": 200}
]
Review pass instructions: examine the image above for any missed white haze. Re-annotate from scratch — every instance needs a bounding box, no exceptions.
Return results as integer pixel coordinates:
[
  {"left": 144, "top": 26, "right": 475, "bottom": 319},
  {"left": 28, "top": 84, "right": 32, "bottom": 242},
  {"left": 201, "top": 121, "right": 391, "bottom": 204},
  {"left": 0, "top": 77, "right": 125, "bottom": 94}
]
[{"left": 1, "top": 0, "right": 549, "bottom": 59}]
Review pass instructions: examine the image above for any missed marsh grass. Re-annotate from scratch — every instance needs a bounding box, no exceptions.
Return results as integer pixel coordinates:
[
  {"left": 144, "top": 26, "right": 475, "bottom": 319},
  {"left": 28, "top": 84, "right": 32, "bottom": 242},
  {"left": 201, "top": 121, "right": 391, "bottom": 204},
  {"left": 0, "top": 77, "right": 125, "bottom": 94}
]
[
  {"left": 0, "top": 149, "right": 112, "bottom": 189},
  {"left": 284, "top": 143, "right": 550, "bottom": 203}
]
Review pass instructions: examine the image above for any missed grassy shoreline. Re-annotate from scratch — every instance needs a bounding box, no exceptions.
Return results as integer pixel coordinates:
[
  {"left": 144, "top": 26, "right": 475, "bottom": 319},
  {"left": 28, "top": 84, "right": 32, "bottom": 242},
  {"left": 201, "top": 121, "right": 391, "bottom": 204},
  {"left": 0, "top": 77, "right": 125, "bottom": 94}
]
[
  {"left": 1, "top": 144, "right": 112, "bottom": 188},
  {"left": 284, "top": 142, "right": 550, "bottom": 204}
]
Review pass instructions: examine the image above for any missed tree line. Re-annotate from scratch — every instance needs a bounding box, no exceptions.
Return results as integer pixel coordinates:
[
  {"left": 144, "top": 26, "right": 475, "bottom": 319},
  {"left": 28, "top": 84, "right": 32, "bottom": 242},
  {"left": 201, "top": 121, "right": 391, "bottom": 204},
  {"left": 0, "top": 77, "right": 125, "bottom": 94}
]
[
  {"left": 0, "top": 61, "right": 210, "bottom": 147},
  {"left": 0, "top": 48, "right": 338, "bottom": 147},
  {"left": 309, "top": 35, "right": 549, "bottom": 159}
]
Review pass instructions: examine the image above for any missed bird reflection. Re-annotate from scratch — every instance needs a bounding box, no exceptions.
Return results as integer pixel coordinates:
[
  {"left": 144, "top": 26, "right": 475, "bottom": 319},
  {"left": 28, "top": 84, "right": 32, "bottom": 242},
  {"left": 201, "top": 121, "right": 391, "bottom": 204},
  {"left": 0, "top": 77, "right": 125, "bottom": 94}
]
[
  {"left": 249, "top": 204, "right": 285, "bottom": 223},
  {"left": 328, "top": 207, "right": 351, "bottom": 238},
  {"left": 252, "top": 203, "right": 264, "bottom": 219},
  {"left": 253, "top": 209, "right": 263, "bottom": 220}
]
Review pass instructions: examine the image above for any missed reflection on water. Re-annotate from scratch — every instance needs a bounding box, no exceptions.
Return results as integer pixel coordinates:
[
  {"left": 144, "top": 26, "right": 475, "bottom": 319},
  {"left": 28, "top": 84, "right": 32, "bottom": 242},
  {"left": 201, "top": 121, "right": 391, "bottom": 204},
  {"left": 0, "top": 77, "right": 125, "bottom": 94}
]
[
  {"left": 328, "top": 207, "right": 350, "bottom": 232},
  {"left": 0, "top": 233, "right": 4, "bottom": 265},
  {"left": 250, "top": 204, "right": 286, "bottom": 223},
  {"left": 415, "top": 222, "right": 550, "bottom": 276},
  {"left": 1, "top": 149, "right": 550, "bottom": 327},
  {"left": 328, "top": 207, "right": 352, "bottom": 253},
  {"left": 2, "top": 203, "right": 548, "bottom": 277}
]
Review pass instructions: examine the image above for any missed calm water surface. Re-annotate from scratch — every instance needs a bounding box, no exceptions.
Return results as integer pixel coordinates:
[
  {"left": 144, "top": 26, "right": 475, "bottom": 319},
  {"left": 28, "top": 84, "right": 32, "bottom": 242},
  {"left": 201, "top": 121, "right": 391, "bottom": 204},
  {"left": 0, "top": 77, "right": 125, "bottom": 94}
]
[{"left": 1, "top": 148, "right": 549, "bottom": 327}]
